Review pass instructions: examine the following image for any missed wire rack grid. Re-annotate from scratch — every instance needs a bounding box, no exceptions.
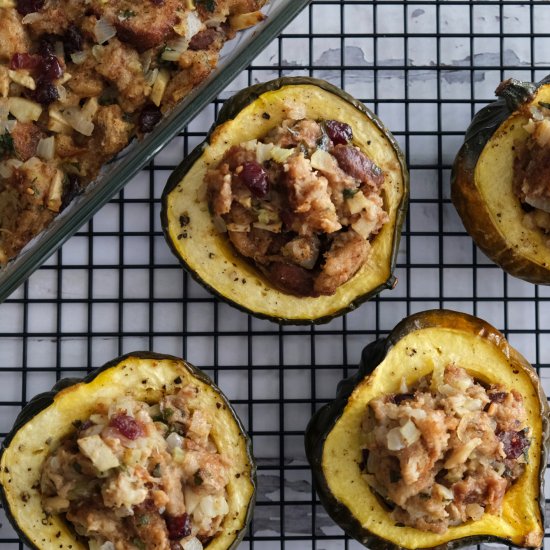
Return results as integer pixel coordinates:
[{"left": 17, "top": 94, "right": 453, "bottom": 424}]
[{"left": 2, "top": 0, "right": 550, "bottom": 548}]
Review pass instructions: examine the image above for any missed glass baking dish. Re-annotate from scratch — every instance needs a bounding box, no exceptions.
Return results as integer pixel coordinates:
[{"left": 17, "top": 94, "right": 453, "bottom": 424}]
[{"left": 0, "top": 0, "right": 311, "bottom": 303}]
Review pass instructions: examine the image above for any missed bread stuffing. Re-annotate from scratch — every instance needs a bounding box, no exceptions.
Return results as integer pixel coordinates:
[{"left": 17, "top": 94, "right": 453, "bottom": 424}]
[
  {"left": 206, "top": 116, "right": 389, "bottom": 296},
  {"left": 40, "top": 385, "right": 232, "bottom": 550},
  {"left": 0, "top": 0, "right": 266, "bottom": 265},
  {"left": 361, "top": 364, "right": 531, "bottom": 533}
]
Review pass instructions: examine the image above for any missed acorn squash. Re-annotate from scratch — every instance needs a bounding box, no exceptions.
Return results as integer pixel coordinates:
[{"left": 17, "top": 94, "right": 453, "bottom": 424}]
[
  {"left": 452, "top": 77, "right": 550, "bottom": 284},
  {"left": 161, "top": 77, "right": 409, "bottom": 324},
  {"left": 305, "top": 309, "right": 549, "bottom": 550},
  {"left": 0, "top": 352, "right": 255, "bottom": 550}
]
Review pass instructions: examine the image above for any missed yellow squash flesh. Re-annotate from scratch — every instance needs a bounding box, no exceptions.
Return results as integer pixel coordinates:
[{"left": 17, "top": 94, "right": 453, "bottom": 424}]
[
  {"left": 0, "top": 354, "right": 255, "bottom": 550},
  {"left": 452, "top": 80, "right": 550, "bottom": 283},
  {"left": 164, "top": 80, "right": 407, "bottom": 323}
]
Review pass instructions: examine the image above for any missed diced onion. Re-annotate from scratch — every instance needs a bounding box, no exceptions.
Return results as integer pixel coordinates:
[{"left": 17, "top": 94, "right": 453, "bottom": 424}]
[
  {"left": 443, "top": 437, "right": 482, "bottom": 469},
  {"left": 400, "top": 419, "right": 420, "bottom": 446},
  {"left": 386, "top": 427, "right": 405, "bottom": 451},
  {"left": 253, "top": 222, "right": 282, "bottom": 233},
  {"left": 60, "top": 106, "right": 94, "bottom": 136},
  {"left": 182, "top": 537, "right": 203, "bottom": 550},
  {"left": 95, "top": 17, "right": 117, "bottom": 44},
  {"left": 229, "top": 11, "right": 265, "bottom": 32},
  {"left": 174, "top": 10, "right": 204, "bottom": 39},
  {"left": 199, "top": 495, "right": 229, "bottom": 519},
  {"left": 226, "top": 223, "right": 251, "bottom": 232},
  {"left": 70, "top": 51, "right": 88, "bottom": 65},
  {"left": 270, "top": 145, "right": 295, "bottom": 164},
  {"left": 36, "top": 136, "right": 55, "bottom": 160},
  {"left": 92, "top": 45, "right": 105, "bottom": 61},
  {"left": 433, "top": 483, "right": 454, "bottom": 501},
  {"left": 21, "top": 12, "right": 41, "bottom": 24},
  {"left": 161, "top": 36, "right": 190, "bottom": 62},
  {"left": 310, "top": 148, "right": 336, "bottom": 173},
  {"left": 166, "top": 431, "right": 184, "bottom": 451},
  {"left": 8, "top": 97, "right": 42, "bottom": 123},
  {"left": 56, "top": 84, "right": 67, "bottom": 102},
  {"left": 145, "top": 68, "right": 159, "bottom": 87},
  {"left": 54, "top": 41, "right": 64, "bottom": 59},
  {"left": 184, "top": 487, "right": 200, "bottom": 514},
  {"left": 212, "top": 215, "right": 227, "bottom": 233}
]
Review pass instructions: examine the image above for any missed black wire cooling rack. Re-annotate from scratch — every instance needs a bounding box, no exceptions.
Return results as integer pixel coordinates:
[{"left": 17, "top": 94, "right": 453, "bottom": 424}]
[{"left": 2, "top": 1, "right": 550, "bottom": 548}]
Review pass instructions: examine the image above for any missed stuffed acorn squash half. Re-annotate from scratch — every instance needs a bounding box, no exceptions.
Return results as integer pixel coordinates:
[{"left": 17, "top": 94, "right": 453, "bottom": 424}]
[
  {"left": 161, "top": 77, "right": 408, "bottom": 324},
  {"left": 305, "top": 309, "right": 549, "bottom": 550},
  {"left": 0, "top": 352, "right": 255, "bottom": 550},
  {"left": 452, "top": 77, "right": 550, "bottom": 284}
]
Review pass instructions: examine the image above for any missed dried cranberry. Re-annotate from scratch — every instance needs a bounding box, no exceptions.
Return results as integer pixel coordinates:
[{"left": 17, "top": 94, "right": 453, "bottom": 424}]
[
  {"left": 324, "top": 119, "right": 353, "bottom": 145},
  {"left": 29, "top": 82, "right": 59, "bottom": 105},
  {"left": 16, "top": 0, "right": 44, "bottom": 15},
  {"left": 498, "top": 430, "right": 530, "bottom": 460},
  {"left": 138, "top": 104, "right": 162, "bottom": 133},
  {"left": 109, "top": 414, "right": 143, "bottom": 440},
  {"left": 240, "top": 161, "right": 269, "bottom": 198},
  {"left": 41, "top": 54, "right": 63, "bottom": 82},
  {"left": 268, "top": 262, "right": 314, "bottom": 297},
  {"left": 165, "top": 514, "right": 191, "bottom": 540},
  {"left": 64, "top": 25, "right": 83, "bottom": 56},
  {"left": 10, "top": 53, "right": 42, "bottom": 72},
  {"left": 489, "top": 391, "right": 508, "bottom": 403},
  {"left": 39, "top": 36, "right": 57, "bottom": 58}
]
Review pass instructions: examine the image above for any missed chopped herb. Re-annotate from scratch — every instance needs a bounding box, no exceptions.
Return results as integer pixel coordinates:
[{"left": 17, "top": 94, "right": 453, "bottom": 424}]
[
  {"left": 138, "top": 514, "right": 150, "bottom": 526},
  {"left": 194, "top": 472, "right": 203, "bottom": 486},
  {"left": 343, "top": 188, "right": 359, "bottom": 198},
  {"left": 133, "top": 538, "right": 146, "bottom": 550},
  {"left": 163, "top": 407, "right": 174, "bottom": 419},
  {"left": 0, "top": 133, "right": 14, "bottom": 156},
  {"left": 389, "top": 470, "right": 401, "bottom": 483},
  {"left": 539, "top": 101, "right": 550, "bottom": 110},
  {"left": 118, "top": 9, "right": 136, "bottom": 20},
  {"left": 196, "top": 0, "right": 216, "bottom": 11},
  {"left": 98, "top": 94, "right": 117, "bottom": 106},
  {"left": 152, "top": 463, "right": 162, "bottom": 477}
]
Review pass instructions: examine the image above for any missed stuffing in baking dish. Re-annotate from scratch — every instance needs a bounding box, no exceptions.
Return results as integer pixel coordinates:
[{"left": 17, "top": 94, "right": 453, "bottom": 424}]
[{"left": 0, "top": 0, "right": 265, "bottom": 265}]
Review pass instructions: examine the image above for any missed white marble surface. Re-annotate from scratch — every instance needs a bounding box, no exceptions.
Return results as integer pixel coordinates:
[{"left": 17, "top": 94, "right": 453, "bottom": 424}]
[{"left": 1, "top": 1, "right": 550, "bottom": 548}]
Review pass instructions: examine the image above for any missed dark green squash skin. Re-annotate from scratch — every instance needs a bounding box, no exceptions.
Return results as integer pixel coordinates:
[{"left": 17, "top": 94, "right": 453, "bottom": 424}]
[
  {"left": 305, "top": 309, "right": 550, "bottom": 550},
  {"left": 0, "top": 351, "right": 256, "bottom": 550},
  {"left": 451, "top": 76, "right": 550, "bottom": 284},
  {"left": 160, "top": 77, "right": 409, "bottom": 325}
]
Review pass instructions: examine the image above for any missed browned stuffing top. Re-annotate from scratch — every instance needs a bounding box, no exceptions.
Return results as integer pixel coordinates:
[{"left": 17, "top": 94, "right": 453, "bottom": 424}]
[
  {"left": 513, "top": 103, "right": 550, "bottom": 242},
  {"left": 40, "top": 387, "right": 231, "bottom": 550},
  {"left": 205, "top": 117, "right": 389, "bottom": 296},
  {"left": 0, "top": 0, "right": 266, "bottom": 265},
  {"left": 361, "top": 365, "right": 531, "bottom": 533}
]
